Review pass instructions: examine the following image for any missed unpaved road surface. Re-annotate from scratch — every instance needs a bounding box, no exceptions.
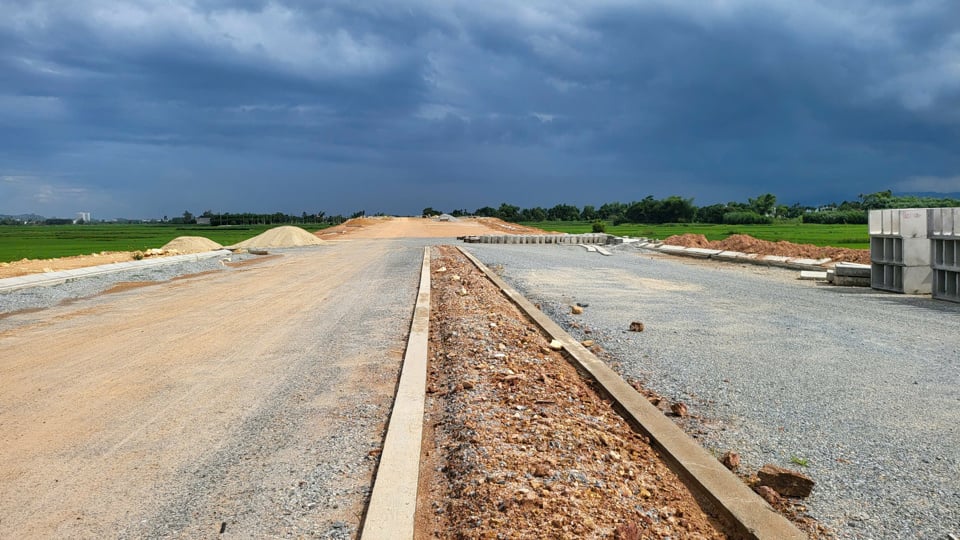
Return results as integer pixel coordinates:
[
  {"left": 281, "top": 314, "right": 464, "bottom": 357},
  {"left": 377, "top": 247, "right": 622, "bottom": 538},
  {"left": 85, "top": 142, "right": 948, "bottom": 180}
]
[
  {"left": 317, "top": 217, "right": 547, "bottom": 240},
  {"left": 0, "top": 241, "right": 422, "bottom": 538}
]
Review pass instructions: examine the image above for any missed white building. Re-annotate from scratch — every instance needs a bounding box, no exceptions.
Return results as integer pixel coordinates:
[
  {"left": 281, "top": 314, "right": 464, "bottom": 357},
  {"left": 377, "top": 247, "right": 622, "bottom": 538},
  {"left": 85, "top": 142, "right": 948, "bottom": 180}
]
[{"left": 75, "top": 212, "right": 91, "bottom": 223}]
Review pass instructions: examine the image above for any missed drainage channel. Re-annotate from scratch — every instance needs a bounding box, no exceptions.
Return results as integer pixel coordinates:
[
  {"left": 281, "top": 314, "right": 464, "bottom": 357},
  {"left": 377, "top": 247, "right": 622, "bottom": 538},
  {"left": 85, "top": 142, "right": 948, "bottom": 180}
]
[{"left": 361, "top": 245, "right": 804, "bottom": 539}]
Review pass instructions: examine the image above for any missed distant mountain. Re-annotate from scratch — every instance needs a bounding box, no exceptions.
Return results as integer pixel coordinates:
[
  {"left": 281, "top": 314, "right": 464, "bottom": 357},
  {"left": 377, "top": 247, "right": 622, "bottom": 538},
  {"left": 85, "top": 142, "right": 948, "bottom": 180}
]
[{"left": 0, "top": 213, "right": 46, "bottom": 222}]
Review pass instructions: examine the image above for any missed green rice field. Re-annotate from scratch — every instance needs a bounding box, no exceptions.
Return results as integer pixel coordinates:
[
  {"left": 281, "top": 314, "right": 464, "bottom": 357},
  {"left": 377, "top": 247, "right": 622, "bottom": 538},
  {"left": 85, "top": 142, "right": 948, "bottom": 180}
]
[
  {"left": 523, "top": 221, "right": 870, "bottom": 249},
  {"left": 0, "top": 224, "right": 328, "bottom": 263}
]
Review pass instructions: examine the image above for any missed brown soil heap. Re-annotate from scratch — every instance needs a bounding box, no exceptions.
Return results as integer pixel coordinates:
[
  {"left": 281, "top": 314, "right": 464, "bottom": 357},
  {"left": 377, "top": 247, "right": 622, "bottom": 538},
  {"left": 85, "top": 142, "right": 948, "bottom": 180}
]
[
  {"left": 160, "top": 236, "right": 224, "bottom": 254},
  {"left": 416, "top": 246, "right": 733, "bottom": 538},
  {"left": 663, "top": 233, "right": 869, "bottom": 264},
  {"left": 228, "top": 226, "right": 325, "bottom": 249}
]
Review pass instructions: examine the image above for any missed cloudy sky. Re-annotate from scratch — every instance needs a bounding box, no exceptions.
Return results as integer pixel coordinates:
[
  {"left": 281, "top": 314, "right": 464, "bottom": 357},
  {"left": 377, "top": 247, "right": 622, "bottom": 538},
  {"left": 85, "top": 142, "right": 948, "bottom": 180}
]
[{"left": 1, "top": 1, "right": 959, "bottom": 218}]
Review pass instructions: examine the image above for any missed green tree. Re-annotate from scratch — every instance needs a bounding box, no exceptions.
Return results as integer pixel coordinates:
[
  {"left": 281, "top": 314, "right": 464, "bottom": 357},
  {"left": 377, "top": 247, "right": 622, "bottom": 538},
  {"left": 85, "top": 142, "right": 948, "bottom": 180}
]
[
  {"left": 182, "top": 210, "right": 194, "bottom": 224},
  {"left": 422, "top": 207, "right": 442, "bottom": 217},
  {"left": 748, "top": 193, "right": 777, "bottom": 216},
  {"left": 496, "top": 203, "right": 521, "bottom": 222},
  {"left": 547, "top": 203, "right": 581, "bottom": 221}
]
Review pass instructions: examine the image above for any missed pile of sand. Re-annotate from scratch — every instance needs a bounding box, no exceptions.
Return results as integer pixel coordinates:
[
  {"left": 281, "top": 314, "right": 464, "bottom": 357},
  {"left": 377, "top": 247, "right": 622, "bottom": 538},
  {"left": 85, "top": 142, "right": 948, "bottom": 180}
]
[
  {"left": 228, "top": 226, "right": 325, "bottom": 249},
  {"left": 161, "top": 236, "right": 224, "bottom": 254}
]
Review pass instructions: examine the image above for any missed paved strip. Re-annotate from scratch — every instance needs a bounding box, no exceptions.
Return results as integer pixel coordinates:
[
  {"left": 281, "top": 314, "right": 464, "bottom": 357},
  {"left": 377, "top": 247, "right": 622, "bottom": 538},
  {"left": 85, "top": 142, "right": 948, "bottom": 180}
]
[
  {"left": 361, "top": 247, "right": 431, "bottom": 539},
  {"left": 0, "top": 250, "right": 232, "bottom": 292},
  {"left": 458, "top": 246, "right": 805, "bottom": 540}
]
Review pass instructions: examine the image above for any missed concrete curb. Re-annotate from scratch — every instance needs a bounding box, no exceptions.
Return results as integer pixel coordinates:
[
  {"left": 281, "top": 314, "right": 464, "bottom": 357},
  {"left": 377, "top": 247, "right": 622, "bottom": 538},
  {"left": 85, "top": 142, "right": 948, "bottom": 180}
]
[
  {"left": 361, "top": 247, "right": 431, "bottom": 539},
  {"left": 458, "top": 246, "right": 806, "bottom": 540},
  {"left": 0, "top": 250, "right": 233, "bottom": 293},
  {"left": 637, "top": 242, "right": 833, "bottom": 271}
]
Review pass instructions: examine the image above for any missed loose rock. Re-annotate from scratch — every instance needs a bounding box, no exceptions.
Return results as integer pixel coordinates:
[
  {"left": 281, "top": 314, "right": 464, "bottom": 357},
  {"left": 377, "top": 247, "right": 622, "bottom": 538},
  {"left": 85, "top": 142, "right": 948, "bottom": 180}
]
[
  {"left": 758, "top": 464, "right": 815, "bottom": 498},
  {"left": 670, "top": 402, "right": 688, "bottom": 418},
  {"left": 571, "top": 305, "right": 583, "bottom": 315},
  {"left": 629, "top": 321, "right": 645, "bottom": 332},
  {"left": 720, "top": 451, "right": 740, "bottom": 471}
]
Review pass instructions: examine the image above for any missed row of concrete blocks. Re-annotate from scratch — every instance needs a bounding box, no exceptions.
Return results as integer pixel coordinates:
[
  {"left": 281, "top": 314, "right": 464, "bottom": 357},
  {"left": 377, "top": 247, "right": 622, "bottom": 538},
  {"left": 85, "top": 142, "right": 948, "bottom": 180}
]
[
  {"left": 465, "top": 234, "right": 611, "bottom": 245},
  {"left": 639, "top": 242, "right": 832, "bottom": 271},
  {"left": 869, "top": 207, "right": 960, "bottom": 238},
  {"left": 0, "top": 250, "right": 233, "bottom": 293}
]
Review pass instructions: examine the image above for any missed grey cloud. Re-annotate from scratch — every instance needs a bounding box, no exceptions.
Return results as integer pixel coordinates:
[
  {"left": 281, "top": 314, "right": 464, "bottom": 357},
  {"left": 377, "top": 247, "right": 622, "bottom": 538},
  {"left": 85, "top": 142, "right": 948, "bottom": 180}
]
[{"left": 0, "top": 0, "right": 958, "bottom": 217}]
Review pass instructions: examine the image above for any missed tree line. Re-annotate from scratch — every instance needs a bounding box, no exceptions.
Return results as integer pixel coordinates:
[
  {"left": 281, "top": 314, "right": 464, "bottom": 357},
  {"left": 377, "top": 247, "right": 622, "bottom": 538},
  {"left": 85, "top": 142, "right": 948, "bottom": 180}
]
[{"left": 425, "top": 191, "right": 960, "bottom": 225}]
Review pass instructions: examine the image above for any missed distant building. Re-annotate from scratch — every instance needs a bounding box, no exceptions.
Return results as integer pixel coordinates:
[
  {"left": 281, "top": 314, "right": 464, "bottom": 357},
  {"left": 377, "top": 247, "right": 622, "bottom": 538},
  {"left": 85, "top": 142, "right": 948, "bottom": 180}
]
[
  {"left": 75, "top": 212, "right": 91, "bottom": 223},
  {"left": 195, "top": 217, "right": 212, "bottom": 225}
]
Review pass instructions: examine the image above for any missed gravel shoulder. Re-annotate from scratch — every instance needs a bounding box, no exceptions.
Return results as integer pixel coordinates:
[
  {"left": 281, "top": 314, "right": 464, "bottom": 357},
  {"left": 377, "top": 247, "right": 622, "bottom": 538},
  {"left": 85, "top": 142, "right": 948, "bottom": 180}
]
[
  {"left": 465, "top": 243, "right": 960, "bottom": 540},
  {"left": 416, "top": 246, "right": 733, "bottom": 538},
  {"left": 0, "top": 240, "right": 421, "bottom": 538}
]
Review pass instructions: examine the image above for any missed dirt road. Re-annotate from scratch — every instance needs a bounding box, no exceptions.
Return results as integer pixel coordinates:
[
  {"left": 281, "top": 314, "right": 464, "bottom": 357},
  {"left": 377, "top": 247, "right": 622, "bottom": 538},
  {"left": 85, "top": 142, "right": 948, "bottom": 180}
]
[{"left": 0, "top": 241, "right": 423, "bottom": 538}]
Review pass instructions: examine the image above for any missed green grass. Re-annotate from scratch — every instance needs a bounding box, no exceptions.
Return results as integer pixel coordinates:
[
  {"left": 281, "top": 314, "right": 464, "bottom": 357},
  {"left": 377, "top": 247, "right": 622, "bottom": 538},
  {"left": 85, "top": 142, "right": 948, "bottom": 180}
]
[
  {"left": 0, "top": 223, "right": 329, "bottom": 262},
  {"left": 523, "top": 221, "right": 869, "bottom": 249}
]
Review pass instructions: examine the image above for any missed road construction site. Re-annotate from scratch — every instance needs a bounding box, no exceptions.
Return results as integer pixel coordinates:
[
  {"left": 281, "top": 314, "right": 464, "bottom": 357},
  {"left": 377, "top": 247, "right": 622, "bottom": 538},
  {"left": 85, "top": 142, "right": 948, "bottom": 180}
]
[{"left": 1, "top": 217, "right": 957, "bottom": 539}]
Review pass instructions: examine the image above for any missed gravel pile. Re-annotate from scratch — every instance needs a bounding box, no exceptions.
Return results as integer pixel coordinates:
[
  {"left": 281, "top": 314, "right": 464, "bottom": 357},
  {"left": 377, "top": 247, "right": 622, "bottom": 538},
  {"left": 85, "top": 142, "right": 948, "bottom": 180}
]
[
  {"left": 0, "top": 252, "right": 253, "bottom": 319},
  {"left": 465, "top": 243, "right": 960, "bottom": 540}
]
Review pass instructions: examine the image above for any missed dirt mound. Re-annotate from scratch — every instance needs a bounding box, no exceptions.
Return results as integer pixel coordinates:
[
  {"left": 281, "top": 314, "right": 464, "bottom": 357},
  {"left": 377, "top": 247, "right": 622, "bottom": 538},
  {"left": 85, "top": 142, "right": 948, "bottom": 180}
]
[
  {"left": 660, "top": 233, "right": 712, "bottom": 248},
  {"left": 161, "top": 236, "right": 224, "bottom": 254},
  {"left": 663, "top": 233, "right": 870, "bottom": 264},
  {"left": 476, "top": 217, "right": 555, "bottom": 235},
  {"left": 229, "top": 226, "right": 325, "bottom": 249}
]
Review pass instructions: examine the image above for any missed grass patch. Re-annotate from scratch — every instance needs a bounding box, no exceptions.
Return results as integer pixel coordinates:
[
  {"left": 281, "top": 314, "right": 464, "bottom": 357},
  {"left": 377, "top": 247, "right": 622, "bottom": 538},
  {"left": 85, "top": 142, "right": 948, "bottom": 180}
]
[
  {"left": 790, "top": 456, "right": 810, "bottom": 467},
  {"left": 0, "top": 223, "right": 329, "bottom": 262},
  {"left": 523, "top": 221, "right": 869, "bottom": 249}
]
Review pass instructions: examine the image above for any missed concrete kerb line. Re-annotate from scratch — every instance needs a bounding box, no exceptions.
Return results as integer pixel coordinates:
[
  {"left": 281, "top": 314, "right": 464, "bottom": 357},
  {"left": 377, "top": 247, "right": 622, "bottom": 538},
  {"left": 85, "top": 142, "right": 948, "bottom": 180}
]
[
  {"left": 644, "top": 244, "right": 832, "bottom": 272},
  {"left": 0, "top": 250, "right": 233, "bottom": 293},
  {"left": 457, "top": 246, "right": 805, "bottom": 540},
  {"left": 361, "top": 246, "right": 431, "bottom": 540}
]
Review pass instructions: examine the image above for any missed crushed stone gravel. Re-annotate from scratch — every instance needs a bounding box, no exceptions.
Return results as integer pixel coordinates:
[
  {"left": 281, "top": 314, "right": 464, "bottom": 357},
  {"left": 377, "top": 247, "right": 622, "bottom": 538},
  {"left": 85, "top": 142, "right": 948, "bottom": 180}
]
[{"left": 464, "top": 242, "right": 960, "bottom": 540}]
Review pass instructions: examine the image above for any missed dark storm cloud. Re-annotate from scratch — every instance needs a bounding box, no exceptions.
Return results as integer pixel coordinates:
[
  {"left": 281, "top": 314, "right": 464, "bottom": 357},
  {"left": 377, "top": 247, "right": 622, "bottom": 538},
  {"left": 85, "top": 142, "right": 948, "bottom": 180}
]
[{"left": 0, "top": 0, "right": 958, "bottom": 217}]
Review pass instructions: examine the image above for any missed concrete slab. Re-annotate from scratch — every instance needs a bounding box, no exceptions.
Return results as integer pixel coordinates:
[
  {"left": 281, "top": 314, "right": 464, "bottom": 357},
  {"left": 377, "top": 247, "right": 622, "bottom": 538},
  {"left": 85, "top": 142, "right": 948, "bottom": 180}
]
[
  {"left": 834, "top": 263, "right": 871, "bottom": 278},
  {"left": 361, "top": 248, "right": 430, "bottom": 539},
  {"left": 799, "top": 271, "right": 829, "bottom": 280},
  {"left": 595, "top": 246, "right": 612, "bottom": 256},
  {"left": 684, "top": 248, "right": 722, "bottom": 258}
]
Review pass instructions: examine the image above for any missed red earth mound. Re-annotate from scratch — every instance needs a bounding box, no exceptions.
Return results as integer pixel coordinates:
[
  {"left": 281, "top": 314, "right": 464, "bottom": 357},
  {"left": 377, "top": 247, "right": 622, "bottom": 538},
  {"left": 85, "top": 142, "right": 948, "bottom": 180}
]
[{"left": 662, "top": 234, "right": 870, "bottom": 265}]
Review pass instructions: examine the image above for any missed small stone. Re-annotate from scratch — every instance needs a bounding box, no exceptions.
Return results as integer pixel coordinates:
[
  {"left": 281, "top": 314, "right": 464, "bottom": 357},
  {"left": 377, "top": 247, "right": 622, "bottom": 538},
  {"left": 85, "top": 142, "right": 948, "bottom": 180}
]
[
  {"left": 461, "top": 380, "right": 475, "bottom": 390},
  {"left": 629, "top": 321, "right": 645, "bottom": 332},
  {"left": 720, "top": 451, "right": 740, "bottom": 471},
  {"left": 458, "top": 287, "right": 468, "bottom": 296},
  {"left": 756, "top": 485, "right": 782, "bottom": 505},
  {"left": 548, "top": 340, "right": 563, "bottom": 351},
  {"left": 757, "top": 464, "right": 816, "bottom": 498},
  {"left": 581, "top": 340, "right": 595, "bottom": 347},
  {"left": 571, "top": 305, "right": 583, "bottom": 314},
  {"left": 670, "top": 402, "right": 688, "bottom": 417},
  {"left": 451, "top": 274, "right": 461, "bottom": 281},
  {"left": 533, "top": 464, "right": 551, "bottom": 477}
]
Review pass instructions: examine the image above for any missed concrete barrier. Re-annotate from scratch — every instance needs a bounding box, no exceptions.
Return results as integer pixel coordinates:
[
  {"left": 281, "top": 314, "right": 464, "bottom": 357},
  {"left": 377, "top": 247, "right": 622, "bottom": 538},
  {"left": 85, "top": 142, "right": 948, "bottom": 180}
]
[{"left": 0, "top": 250, "right": 233, "bottom": 293}]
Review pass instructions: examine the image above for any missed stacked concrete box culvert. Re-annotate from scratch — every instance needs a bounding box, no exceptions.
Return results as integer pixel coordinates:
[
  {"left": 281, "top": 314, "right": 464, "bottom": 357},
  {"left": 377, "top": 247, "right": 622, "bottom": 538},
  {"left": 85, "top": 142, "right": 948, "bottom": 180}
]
[
  {"left": 931, "top": 207, "right": 960, "bottom": 303},
  {"left": 869, "top": 209, "right": 934, "bottom": 294}
]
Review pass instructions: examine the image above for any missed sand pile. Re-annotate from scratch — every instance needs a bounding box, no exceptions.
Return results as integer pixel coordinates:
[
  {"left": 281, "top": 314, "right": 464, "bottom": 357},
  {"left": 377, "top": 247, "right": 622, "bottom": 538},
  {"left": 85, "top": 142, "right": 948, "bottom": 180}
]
[
  {"left": 662, "top": 233, "right": 870, "bottom": 264},
  {"left": 161, "top": 236, "right": 224, "bottom": 254},
  {"left": 228, "top": 226, "right": 325, "bottom": 249}
]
